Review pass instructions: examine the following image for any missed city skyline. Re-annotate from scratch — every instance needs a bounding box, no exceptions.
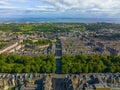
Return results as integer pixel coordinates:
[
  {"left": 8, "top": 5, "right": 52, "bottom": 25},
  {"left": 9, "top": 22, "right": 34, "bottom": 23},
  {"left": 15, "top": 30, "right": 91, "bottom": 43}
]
[{"left": 0, "top": 0, "right": 120, "bottom": 18}]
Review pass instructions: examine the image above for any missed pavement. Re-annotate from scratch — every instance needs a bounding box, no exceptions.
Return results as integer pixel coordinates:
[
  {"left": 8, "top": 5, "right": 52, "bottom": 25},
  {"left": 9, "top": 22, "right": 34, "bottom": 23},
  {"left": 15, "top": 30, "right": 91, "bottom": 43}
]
[
  {"left": 52, "top": 78, "right": 67, "bottom": 90},
  {"left": 55, "top": 41, "right": 62, "bottom": 74}
]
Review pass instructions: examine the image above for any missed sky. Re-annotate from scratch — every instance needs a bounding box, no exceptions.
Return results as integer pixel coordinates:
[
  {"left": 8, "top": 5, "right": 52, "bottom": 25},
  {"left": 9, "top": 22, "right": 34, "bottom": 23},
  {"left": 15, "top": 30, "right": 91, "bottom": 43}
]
[{"left": 0, "top": 0, "right": 120, "bottom": 18}]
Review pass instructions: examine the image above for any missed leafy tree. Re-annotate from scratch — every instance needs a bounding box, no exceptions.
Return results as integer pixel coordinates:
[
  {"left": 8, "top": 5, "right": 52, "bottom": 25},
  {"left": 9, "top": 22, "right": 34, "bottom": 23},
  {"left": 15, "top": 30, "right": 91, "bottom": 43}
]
[
  {"left": 61, "top": 55, "right": 120, "bottom": 73},
  {"left": 0, "top": 54, "right": 56, "bottom": 73}
]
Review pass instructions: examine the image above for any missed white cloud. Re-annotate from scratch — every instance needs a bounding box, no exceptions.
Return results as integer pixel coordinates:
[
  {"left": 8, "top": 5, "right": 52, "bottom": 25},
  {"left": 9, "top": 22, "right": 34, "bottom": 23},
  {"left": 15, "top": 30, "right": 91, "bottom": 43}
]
[
  {"left": 28, "top": 5, "right": 56, "bottom": 12},
  {"left": 0, "top": 1, "right": 17, "bottom": 9},
  {"left": 43, "top": 0, "right": 120, "bottom": 15},
  {"left": 0, "top": 1, "right": 10, "bottom": 5},
  {"left": 3, "top": 0, "right": 28, "bottom": 2},
  {"left": 0, "top": 0, "right": 120, "bottom": 17}
]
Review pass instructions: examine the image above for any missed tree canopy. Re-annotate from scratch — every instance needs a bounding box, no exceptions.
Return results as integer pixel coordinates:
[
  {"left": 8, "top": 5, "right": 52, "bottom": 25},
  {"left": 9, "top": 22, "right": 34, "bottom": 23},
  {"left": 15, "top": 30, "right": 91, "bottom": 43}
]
[
  {"left": 61, "top": 55, "right": 120, "bottom": 74},
  {"left": 0, "top": 54, "right": 56, "bottom": 73}
]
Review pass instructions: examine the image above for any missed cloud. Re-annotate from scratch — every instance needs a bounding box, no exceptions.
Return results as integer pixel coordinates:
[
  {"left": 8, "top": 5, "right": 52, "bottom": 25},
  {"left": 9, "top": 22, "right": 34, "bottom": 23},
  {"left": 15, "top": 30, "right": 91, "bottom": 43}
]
[
  {"left": 0, "top": 1, "right": 17, "bottom": 9},
  {"left": 0, "top": 0, "right": 120, "bottom": 18},
  {"left": 3, "top": 0, "right": 28, "bottom": 2},
  {"left": 0, "top": 1, "right": 10, "bottom": 6},
  {"left": 43, "top": 0, "right": 120, "bottom": 15},
  {"left": 27, "top": 5, "right": 56, "bottom": 12}
]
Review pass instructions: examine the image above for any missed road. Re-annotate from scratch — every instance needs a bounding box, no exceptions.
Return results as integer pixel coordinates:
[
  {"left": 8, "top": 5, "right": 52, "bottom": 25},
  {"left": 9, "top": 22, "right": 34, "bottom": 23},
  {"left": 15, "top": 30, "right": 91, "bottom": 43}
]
[
  {"left": 52, "top": 78, "right": 67, "bottom": 90},
  {"left": 55, "top": 40, "right": 62, "bottom": 74}
]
